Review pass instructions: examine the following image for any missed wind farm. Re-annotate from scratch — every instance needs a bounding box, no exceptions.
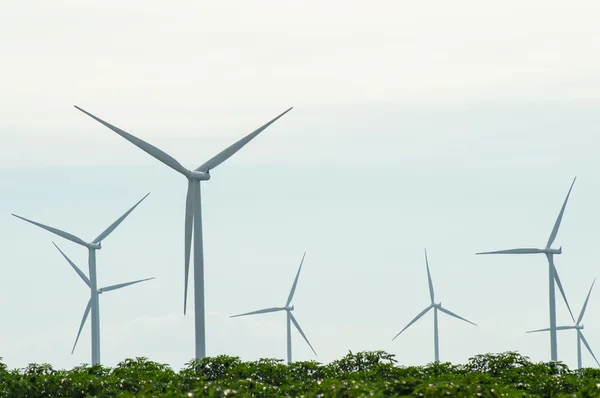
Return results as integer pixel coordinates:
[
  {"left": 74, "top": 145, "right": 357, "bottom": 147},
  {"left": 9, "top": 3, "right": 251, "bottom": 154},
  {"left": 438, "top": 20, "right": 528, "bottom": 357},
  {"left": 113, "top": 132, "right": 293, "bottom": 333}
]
[{"left": 4, "top": 1, "right": 600, "bottom": 394}]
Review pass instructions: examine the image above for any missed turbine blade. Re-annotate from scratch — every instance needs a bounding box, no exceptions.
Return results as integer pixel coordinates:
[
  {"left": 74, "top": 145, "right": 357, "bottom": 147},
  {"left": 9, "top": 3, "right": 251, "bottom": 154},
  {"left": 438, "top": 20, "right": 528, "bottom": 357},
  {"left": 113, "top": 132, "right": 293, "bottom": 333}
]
[
  {"left": 72, "top": 299, "right": 91, "bottom": 354},
  {"left": 549, "top": 254, "right": 575, "bottom": 323},
  {"left": 577, "top": 278, "right": 596, "bottom": 325},
  {"left": 12, "top": 214, "right": 88, "bottom": 247},
  {"left": 93, "top": 193, "right": 150, "bottom": 243},
  {"left": 476, "top": 248, "right": 544, "bottom": 255},
  {"left": 290, "top": 312, "right": 317, "bottom": 356},
  {"left": 424, "top": 249, "right": 434, "bottom": 304},
  {"left": 526, "top": 326, "right": 574, "bottom": 333},
  {"left": 195, "top": 107, "right": 293, "bottom": 172},
  {"left": 580, "top": 333, "right": 600, "bottom": 367},
  {"left": 100, "top": 277, "right": 155, "bottom": 293},
  {"left": 229, "top": 307, "right": 284, "bottom": 318},
  {"left": 52, "top": 242, "right": 90, "bottom": 287},
  {"left": 546, "top": 177, "right": 576, "bottom": 249},
  {"left": 183, "top": 180, "right": 195, "bottom": 315},
  {"left": 286, "top": 252, "right": 306, "bottom": 306},
  {"left": 74, "top": 106, "right": 190, "bottom": 177},
  {"left": 392, "top": 306, "right": 432, "bottom": 341},
  {"left": 438, "top": 306, "right": 477, "bottom": 326}
]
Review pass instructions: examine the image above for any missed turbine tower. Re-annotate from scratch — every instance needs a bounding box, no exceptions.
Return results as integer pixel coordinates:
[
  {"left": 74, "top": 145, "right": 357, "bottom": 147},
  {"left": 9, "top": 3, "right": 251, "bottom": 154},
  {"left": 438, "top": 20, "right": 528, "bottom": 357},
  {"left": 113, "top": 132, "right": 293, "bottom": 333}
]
[
  {"left": 12, "top": 193, "right": 149, "bottom": 365},
  {"left": 476, "top": 177, "right": 577, "bottom": 362},
  {"left": 392, "top": 249, "right": 477, "bottom": 363},
  {"left": 74, "top": 105, "right": 292, "bottom": 359},
  {"left": 53, "top": 243, "right": 154, "bottom": 360},
  {"left": 230, "top": 252, "right": 316, "bottom": 364},
  {"left": 527, "top": 279, "right": 600, "bottom": 369}
]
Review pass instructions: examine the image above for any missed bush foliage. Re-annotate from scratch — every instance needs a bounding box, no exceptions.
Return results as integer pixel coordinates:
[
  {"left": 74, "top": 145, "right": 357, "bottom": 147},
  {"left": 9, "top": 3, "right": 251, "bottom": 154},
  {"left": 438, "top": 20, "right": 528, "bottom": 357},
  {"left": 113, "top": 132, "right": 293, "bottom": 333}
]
[{"left": 0, "top": 351, "right": 599, "bottom": 397}]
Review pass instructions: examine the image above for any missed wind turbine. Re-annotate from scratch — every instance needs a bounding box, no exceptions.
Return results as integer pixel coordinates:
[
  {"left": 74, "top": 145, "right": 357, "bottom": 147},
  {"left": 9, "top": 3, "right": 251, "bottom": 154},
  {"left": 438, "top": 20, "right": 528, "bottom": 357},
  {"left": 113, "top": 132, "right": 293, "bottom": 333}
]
[
  {"left": 476, "top": 177, "right": 577, "bottom": 362},
  {"left": 12, "top": 192, "right": 149, "bottom": 365},
  {"left": 74, "top": 105, "right": 292, "bottom": 359},
  {"left": 229, "top": 252, "right": 316, "bottom": 364},
  {"left": 53, "top": 243, "right": 154, "bottom": 360},
  {"left": 527, "top": 279, "right": 600, "bottom": 369},
  {"left": 392, "top": 249, "right": 477, "bottom": 363}
]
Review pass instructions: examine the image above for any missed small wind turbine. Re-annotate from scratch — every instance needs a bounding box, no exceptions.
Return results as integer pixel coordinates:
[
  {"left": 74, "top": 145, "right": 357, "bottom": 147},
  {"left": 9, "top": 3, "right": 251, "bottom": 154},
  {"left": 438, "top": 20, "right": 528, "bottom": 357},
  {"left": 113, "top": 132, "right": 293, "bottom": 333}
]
[
  {"left": 527, "top": 279, "right": 600, "bottom": 369},
  {"left": 229, "top": 252, "right": 316, "bottom": 364},
  {"left": 53, "top": 243, "right": 154, "bottom": 358},
  {"left": 392, "top": 249, "right": 477, "bottom": 363},
  {"left": 476, "top": 177, "right": 577, "bottom": 362},
  {"left": 74, "top": 105, "right": 292, "bottom": 359},
  {"left": 12, "top": 193, "right": 149, "bottom": 365}
]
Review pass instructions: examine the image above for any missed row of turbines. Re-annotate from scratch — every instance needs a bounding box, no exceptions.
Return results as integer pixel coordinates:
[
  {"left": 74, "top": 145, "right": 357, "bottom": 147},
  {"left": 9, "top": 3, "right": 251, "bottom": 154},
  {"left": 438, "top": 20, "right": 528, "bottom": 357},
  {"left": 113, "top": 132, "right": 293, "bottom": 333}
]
[{"left": 11, "top": 106, "right": 597, "bottom": 368}]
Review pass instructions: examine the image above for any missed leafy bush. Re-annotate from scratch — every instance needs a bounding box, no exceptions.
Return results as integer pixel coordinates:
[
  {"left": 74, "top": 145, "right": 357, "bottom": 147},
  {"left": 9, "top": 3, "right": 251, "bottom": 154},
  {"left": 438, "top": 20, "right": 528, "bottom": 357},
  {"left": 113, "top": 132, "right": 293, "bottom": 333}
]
[{"left": 0, "top": 351, "right": 598, "bottom": 397}]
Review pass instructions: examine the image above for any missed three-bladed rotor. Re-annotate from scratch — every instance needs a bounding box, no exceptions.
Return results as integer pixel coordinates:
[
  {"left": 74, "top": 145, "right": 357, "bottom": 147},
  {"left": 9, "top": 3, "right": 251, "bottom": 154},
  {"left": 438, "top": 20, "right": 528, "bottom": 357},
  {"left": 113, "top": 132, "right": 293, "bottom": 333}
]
[
  {"left": 74, "top": 105, "right": 293, "bottom": 317},
  {"left": 229, "top": 252, "right": 317, "bottom": 358}
]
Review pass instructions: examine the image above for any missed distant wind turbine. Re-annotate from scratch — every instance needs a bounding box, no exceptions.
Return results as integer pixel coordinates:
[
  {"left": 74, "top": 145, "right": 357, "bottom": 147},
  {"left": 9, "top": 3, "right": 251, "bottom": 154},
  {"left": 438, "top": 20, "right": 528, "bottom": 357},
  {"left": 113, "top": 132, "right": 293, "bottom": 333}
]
[
  {"left": 74, "top": 105, "right": 292, "bottom": 359},
  {"left": 12, "top": 193, "right": 149, "bottom": 365},
  {"left": 527, "top": 279, "right": 600, "bottom": 369},
  {"left": 393, "top": 249, "right": 477, "bottom": 363},
  {"left": 230, "top": 252, "right": 316, "bottom": 364},
  {"left": 476, "top": 177, "right": 577, "bottom": 362},
  {"left": 53, "top": 243, "right": 154, "bottom": 359}
]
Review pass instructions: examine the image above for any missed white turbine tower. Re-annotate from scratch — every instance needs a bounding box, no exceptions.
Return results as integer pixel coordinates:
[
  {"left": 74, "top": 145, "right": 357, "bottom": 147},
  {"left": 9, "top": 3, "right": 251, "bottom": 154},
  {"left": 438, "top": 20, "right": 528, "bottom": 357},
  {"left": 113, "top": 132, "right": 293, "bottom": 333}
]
[
  {"left": 53, "top": 243, "right": 154, "bottom": 359},
  {"left": 392, "top": 249, "right": 477, "bottom": 363},
  {"left": 527, "top": 279, "right": 600, "bottom": 369},
  {"left": 476, "top": 177, "right": 577, "bottom": 362},
  {"left": 74, "top": 105, "right": 292, "bottom": 359},
  {"left": 12, "top": 192, "right": 149, "bottom": 365},
  {"left": 230, "top": 252, "right": 316, "bottom": 364}
]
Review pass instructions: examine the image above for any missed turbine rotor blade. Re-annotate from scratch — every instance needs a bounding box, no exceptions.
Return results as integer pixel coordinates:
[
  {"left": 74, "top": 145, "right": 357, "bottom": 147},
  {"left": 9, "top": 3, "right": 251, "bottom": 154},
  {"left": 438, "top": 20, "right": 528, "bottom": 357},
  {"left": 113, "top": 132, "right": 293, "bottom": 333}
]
[
  {"left": 424, "top": 249, "right": 434, "bottom": 304},
  {"left": 12, "top": 214, "right": 88, "bottom": 247},
  {"left": 577, "top": 278, "right": 596, "bottom": 325},
  {"left": 93, "top": 193, "right": 150, "bottom": 244},
  {"left": 476, "top": 248, "right": 545, "bottom": 255},
  {"left": 580, "top": 333, "right": 600, "bottom": 367},
  {"left": 438, "top": 306, "right": 477, "bottom": 326},
  {"left": 549, "top": 254, "right": 575, "bottom": 323},
  {"left": 183, "top": 180, "right": 195, "bottom": 315},
  {"left": 74, "top": 106, "right": 190, "bottom": 177},
  {"left": 290, "top": 312, "right": 317, "bottom": 356},
  {"left": 392, "top": 306, "right": 432, "bottom": 341},
  {"left": 229, "top": 307, "right": 284, "bottom": 318},
  {"left": 286, "top": 252, "right": 306, "bottom": 306},
  {"left": 526, "top": 326, "right": 574, "bottom": 333},
  {"left": 546, "top": 177, "right": 576, "bottom": 249},
  {"left": 72, "top": 299, "right": 91, "bottom": 354},
  {"left": 52, "top": 242, "right": 90, "bottom": 287},
  {"left": 100, "top": 277, "right": 155, "bottom": 293},
  {"left": 195, "top": 107, "right": 293, "bottom": 173}
]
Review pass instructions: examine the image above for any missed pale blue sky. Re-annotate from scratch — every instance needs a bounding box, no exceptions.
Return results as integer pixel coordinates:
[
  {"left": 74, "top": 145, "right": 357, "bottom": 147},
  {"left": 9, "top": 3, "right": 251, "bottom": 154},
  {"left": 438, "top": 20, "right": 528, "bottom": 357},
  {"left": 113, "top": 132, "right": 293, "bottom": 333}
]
[{"left": 1, "top": 0, "right": 600, "bottom": 371}]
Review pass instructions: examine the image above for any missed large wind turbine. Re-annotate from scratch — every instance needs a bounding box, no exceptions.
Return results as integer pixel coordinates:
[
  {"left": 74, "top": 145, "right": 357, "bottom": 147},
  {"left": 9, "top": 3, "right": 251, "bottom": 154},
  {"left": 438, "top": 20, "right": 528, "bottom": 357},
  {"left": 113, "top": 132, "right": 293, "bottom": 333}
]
[
  {"left": 392, "top": 249, "right": 477, "bottom": 363},
  {"left": 476, "top": 177, "right": 577, "bottom": 362},
  {"left": 74, "top": 105, "right": 292, "bottom": 359},
  {"left": 229, "top": 252, "right": 316, "bottom": 364},
  {"left": 527, "top": 279, "right": 600, "bottom": 369},
  {"left": 53, "top": 243, "right": 154, "bottom": 360},
  {"left": 12, "top": 193, "right": 149, "bottom": 365}
]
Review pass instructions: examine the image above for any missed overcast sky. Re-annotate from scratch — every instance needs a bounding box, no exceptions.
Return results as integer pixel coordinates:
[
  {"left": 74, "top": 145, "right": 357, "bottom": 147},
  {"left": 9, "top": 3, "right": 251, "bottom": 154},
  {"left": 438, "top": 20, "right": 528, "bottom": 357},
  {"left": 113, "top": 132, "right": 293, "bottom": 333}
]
[{"left": 2, "top": 0, "right": 600, "bottom": 371}]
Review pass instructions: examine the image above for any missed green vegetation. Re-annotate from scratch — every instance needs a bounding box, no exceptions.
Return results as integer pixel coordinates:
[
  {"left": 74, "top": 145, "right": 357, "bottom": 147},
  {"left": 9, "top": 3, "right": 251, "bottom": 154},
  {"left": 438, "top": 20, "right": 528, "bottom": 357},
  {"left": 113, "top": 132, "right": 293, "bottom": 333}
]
[{"left": 0, "top": 351, "right": 599, "bottom": 397}]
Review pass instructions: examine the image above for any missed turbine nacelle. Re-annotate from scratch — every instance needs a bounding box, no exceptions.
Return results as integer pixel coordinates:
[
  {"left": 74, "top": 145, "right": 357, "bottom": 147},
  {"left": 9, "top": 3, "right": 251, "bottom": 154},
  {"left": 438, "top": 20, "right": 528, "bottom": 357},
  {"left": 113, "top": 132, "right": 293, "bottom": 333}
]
[
  {"left": 88, "top": 242, "right": 102, "bottom": 250},
  {"left": 285, "top": 305, "right": 295, "bottom": 312},
  {"left": 188, "top": 171, "right": 211, "bottom": 181}
]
